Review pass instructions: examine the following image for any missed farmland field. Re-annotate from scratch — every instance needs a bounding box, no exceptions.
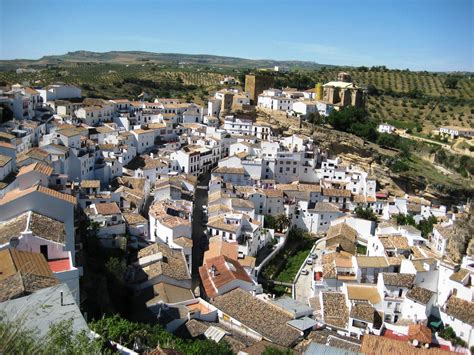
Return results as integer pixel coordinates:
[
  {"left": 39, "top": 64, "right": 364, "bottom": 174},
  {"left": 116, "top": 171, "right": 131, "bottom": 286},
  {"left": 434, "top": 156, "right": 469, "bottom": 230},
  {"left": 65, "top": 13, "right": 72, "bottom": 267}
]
[
  {"left": 0, "top": 58, "right": 472, "bottom": 134},
  {"left": 278, "top": 68, "right": 474, "bottom": 134}
]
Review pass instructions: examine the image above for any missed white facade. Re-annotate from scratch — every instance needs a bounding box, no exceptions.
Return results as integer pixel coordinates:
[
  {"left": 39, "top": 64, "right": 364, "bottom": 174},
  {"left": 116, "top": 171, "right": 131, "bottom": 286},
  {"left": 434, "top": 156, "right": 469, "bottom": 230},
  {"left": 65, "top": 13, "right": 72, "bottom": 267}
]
[
  {"left": 378, "top": 123, "right": 395, "bottom": 134},
  {"left": 38, "top": 85, "right": 82, "bottom": 102}
]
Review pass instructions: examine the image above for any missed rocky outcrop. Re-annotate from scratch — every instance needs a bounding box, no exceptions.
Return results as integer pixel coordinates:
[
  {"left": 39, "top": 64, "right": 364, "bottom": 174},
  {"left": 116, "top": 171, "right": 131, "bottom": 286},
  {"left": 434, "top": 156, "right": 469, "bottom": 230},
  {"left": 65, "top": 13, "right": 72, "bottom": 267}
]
[{"left": 446, "top": 211, "right": 474, "bottom": 263}]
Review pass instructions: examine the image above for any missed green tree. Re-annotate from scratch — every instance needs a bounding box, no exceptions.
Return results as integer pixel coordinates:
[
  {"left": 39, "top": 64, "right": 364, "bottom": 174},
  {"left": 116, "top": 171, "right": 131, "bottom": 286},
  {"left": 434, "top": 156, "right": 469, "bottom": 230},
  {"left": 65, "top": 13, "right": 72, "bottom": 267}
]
[
  {"left": 418, "top": 216, "right": 437, "bottom": 238},
  {"left": 262, "top": 346, "right": 293, "bottom": 355},
  {"left": 306, "top": 112, "right": 322, "bottom": 126},
  {"left": 274, "top": 214, "right": 291, "bottom": 232},
  {"left": 0, "top": 318, "right": 101, "bottom": 355},
  {"left": 264, "top": 215, "right": 277, "bottom": 229},
  {"left": 90, "top": 315, "right": 232, "bottom": 354},
  {"left": 394, "top": 213, "right": 416, "bottom": 226},
  {"left": 444, "top": 76, "right": 460, "bottom": 89},
  {"left": 327, "top": 107, "right": 378, "bottom": 142},
  {"left": 105, "top": 257, "right": 126, "bottom": 283},
  {"left": 354, "top": 206, "right": 378, "bottom": 222}
]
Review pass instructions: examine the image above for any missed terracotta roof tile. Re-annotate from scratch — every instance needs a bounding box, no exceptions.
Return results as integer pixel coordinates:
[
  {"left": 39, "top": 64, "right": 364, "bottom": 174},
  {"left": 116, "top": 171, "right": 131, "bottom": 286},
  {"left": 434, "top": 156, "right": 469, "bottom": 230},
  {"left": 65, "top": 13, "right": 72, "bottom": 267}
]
[
  {"left": 444, "top": 296, "right": 474, "bottom": 326},
  {"left": 17, "top": 162, "right": 54, "bottom": 177},
  {"left": 406, "top": 286, "right": 434, "bottom": 305},
  {"left": 322, "top": 292, "right": 349, "bottom": 329},
  {"left": 212, "top": 288, "right": 301, "bottom": 347},
  {"left": 199, "top": 255, "right": 252, "bottom": 298},
  {"left": 95, "top": 202, "right": 121, "bottom": 215}
]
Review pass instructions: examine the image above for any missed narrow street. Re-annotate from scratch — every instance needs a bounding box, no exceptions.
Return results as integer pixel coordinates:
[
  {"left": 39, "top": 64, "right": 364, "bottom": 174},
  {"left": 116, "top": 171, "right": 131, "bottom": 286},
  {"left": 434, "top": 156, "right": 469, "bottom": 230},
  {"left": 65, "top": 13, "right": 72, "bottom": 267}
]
[{"left": 191, "top": 172, "right": 211, "bottom": 288}]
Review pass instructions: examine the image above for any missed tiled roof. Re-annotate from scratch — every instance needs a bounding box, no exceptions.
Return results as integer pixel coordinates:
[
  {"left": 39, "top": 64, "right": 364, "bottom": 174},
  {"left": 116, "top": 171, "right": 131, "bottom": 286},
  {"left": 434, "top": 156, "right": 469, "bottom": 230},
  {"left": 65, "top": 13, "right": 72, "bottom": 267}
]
[
  {"left": 199, "top": 255, "right": 252, "bottom": 298},
  {"left": 296, "top": 183, "right": 322, "bottom": 192},
  {"left": 322, "top": 188, "right": 351, "bottom": 197},
  {"left": 449, "top": 268, "right": 469, "bottom": 283},
  {"left": 95, "top": 202, "right": 121, "bottom": 215},
  {"left": 262, "top": 189, "right": 283, "bottom": 198},
  {"left": 80, "top": 180, "right": 100, "bottom": 188},
  {"left": 57, "top": 127, "right": 85, "bottom": 137},
  {"left": 350, "top": 303, "right": 382, "bottom": 326},
  {"left": 346, "top": 285, "right": 381, "bottom": 304},
  {"left": 0, "top": 154, "right": 12, "bottom": 167},
  {"left": 17, "top": 162, "right": 54, "bottom": 177},
  {"left": 406, "top": 286, "right": 434, "bottom": 305},
  {"left": 174, "top": 236, "right": 193, "bottom": 248},
  {"left": 408, "top": 324, "right": 432, "bottom": 344},
  {"left": 145, "top": 282, "right": 194, "bottom": 306},
  {"left": 382, "top": 273, "right": 415, "bottom": 288},
  {"left": 386, "top": 256, "right": 404, "bottom": 266},
  {"left": 207, "top": 216, "right": 239, "bottom": 233},
  {"left": 0, "top": 249, "right": 54, "bottom": 281},
  {"left": 36, "top": 185, "right": 76, "bottom": 204},
  {"left": 29, "top": 212, "right": 66, "bottom": 244},
  {"left": 204, "top": 240, "right": 239, "bottom": 262},
  {"left": 0, "top": 271, "right": 59, "bottom": 302},
  {"left": 360, "top": 334, "right": 449, "bottom": 355},
  {"left": 321, "top": 292, "right": 349, "bottom": 329},
  {"left": 379, "top": 235, "right": 410, "bottom": 250},
  {"left": 308, "top": 202, "right": 340, "bottom": 213},
  {"left": 0, "top": 212, "right": 28, "bottom": 245},
  {"left": 444, "top": 296, "right": 474, "bottom": 326},
  {"left": 356, "top": 256, "right": 389, "bottom": 268},
  {"left": 0, "top": 211, "right": 66, "bottom": 245},
  {"left": 0, "top": 141, "right": 15, "bottom": 149},
  {"left": 122, "top": 212, "right": 147, "bottom": 225},
  {"left": 326, "top": 223, "right": 357, "bottom": 242},
  {"left": 434, "top": 224, "right": 455, "bottom": 239},
  {"left": 212, "top": 288, "right": 301, "bottom": 347},
  {"left": 136, "top": 243, "right": 191, "bottom": 283},
  {"left": 213, "top": 166, "right": 246, "bottom": 175},
  {"left": 231, "top": 198, "right": 254, "bottom": 209}
]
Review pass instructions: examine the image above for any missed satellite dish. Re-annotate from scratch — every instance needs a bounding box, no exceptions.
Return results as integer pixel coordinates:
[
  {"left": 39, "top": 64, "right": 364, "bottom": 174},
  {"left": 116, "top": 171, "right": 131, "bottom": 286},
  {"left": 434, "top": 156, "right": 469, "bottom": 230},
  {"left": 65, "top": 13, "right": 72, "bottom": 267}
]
[{"left": 9, "top": 236, "right": 19, "bottom": 249}]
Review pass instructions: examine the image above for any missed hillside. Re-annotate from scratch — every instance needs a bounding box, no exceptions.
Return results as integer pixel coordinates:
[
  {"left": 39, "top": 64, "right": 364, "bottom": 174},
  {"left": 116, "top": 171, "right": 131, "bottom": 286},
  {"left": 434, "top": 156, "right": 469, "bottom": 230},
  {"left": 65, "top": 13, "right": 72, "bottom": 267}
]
[
  {"left": 0, "top": 50, "right": 332, "bottom": 70},
  {"left": 276, "top": 68, "right": 474, "bottom": 134},
  {"left": 0, "top": 52, "right": 472, "bottom": 134}
]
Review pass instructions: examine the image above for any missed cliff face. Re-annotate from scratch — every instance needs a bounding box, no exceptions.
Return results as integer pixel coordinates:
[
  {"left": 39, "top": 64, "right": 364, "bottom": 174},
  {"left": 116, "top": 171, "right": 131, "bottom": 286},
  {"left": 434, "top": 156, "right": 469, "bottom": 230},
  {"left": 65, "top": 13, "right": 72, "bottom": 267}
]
[
  {"left": 310, "top": 126, "right": 474, "bottom": 204},
  {"left": 447, "top": 211, "right": 474, "bottom": 263}
]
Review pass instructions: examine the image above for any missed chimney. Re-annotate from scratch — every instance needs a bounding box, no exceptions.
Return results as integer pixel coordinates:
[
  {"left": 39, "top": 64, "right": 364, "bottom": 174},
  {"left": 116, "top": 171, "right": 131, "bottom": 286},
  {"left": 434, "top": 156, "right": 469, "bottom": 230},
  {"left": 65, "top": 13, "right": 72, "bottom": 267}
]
[{"left": 210, "top": 265, "right": 217, "bottom": 277}]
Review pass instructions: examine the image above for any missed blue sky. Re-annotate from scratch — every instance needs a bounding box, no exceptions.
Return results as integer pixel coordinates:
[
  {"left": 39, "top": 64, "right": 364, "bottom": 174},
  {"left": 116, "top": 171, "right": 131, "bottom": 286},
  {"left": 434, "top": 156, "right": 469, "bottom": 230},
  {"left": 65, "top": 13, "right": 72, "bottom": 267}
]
[{"left": 0, "top": 0, "right": 472, "bottom": 71}]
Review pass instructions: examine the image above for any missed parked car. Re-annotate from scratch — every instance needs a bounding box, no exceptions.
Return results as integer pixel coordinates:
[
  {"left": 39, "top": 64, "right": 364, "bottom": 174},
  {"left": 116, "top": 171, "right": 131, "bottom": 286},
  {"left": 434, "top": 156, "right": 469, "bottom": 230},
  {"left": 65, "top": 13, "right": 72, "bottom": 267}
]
[
  {"left": 306, "top": 259, "right": 313, "bottom": 265},
  {"left": 301, "top": 269, "right": 309, "bottom": 275}
]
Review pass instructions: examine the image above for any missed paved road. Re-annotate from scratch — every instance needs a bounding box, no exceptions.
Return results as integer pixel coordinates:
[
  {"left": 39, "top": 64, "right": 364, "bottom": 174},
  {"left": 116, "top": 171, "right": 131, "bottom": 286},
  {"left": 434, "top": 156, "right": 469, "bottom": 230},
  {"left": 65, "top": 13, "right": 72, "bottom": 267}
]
[
  {"left": 191, "top": 172, "right": 210, "bottom": 287},
  {"left": 294, "top": 238, "right": 327, "bottom": 304},
  {"left": 295, "top": 263, "right": 313, "bottom": 302}
]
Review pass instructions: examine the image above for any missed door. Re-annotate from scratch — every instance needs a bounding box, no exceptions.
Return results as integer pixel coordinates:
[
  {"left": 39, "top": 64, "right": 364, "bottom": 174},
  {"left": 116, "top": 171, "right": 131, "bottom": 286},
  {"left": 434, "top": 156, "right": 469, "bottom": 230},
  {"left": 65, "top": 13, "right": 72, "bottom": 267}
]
[{"left": 40, "top": 245, "right": 49, "bottom": 260}]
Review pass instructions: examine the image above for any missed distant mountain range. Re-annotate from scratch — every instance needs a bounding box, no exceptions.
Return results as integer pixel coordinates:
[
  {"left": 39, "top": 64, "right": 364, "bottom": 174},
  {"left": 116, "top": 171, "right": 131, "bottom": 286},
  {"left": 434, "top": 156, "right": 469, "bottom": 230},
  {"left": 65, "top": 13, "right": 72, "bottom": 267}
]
[{"left": 0, "top": 50, "right": 335, "bottom": 70}]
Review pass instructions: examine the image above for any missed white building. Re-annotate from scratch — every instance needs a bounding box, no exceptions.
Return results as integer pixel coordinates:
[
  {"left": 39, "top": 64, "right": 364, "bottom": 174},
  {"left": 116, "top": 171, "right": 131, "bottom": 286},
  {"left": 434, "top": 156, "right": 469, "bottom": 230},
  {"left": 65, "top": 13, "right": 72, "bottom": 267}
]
[
  {"left": 38, "top": 84, "right": 82, "bottom": 102},
  {"left": 378, "top": 123, "right": 396, "bottom": 134},
  {"left": 148, "top": 199, "right": 193, "bottom": 270},
  {"left": 223, "top": 116, "right": 253, "bottom": 136},
  {"left": 439, "top": 126, "right": 474, "bottom": 138}
]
